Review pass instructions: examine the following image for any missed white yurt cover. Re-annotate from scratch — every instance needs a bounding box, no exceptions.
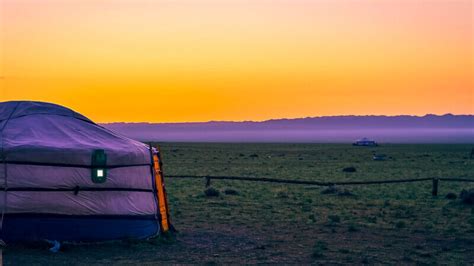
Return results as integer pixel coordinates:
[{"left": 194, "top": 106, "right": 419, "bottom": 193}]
[{"left": 0, "top": 101, "right": 164, "bottom": 242}]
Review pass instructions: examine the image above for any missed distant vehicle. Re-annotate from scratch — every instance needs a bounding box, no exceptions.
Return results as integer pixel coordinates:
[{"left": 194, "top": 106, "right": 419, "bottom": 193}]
[{"left": 353, "top": 137, "right": 378, "bottom": 146}]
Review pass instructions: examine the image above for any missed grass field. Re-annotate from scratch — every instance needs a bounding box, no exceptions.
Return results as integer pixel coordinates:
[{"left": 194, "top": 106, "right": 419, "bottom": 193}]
[{"left": 5, "top": 143, "right": 474, "bottom": 265}]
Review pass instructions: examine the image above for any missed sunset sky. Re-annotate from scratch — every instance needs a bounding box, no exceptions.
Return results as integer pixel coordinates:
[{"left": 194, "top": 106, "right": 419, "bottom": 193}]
[{"left": 0, "top": 0, "right": 472, "bottom": 122}]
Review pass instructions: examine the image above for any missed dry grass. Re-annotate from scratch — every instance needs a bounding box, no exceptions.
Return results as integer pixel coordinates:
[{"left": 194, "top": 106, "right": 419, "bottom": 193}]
[{"left": 4, "top": 143, "right": 474, "bottom": 265}]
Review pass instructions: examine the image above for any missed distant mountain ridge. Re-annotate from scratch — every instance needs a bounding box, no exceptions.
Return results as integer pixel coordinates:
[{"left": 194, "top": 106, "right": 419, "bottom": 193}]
[
  {"left": 102, "top": 114, "right": 474, "bottom": 143},
  {"left": 104, "top": 114, "right": 473, "bottom": 128}
]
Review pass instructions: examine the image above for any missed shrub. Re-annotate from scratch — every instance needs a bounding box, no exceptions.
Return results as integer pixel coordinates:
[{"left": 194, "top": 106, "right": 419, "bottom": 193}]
[
  {"left": 275, "top": 190, "right": 289, "bottom": 199},
  {"left": 338, "top": 189, "right": 355, "bottom": 197},
  {"left": 395, "top": 221, "right": 406, "bottom": 229},
  {"left": 301, "top": 204, "right": 312, "bottom": 212},
  {"left": 361, "top": 256, "right": 369, "bottom": 264},
  {"left": 445, "top": 192, "right": 457, "bottom": 200},
  {"left": 348, "top": 224, "right": 359, "bottom": 232},
  {"left": 204, "top": 187, "right": 220, "bottom": 197},
  {"left": 460, "top": 189, "right": 474, "bottom": 205},
  {"left": 224, "top": 188, "right": 239, "bottom": 195},
  {"left": 321, "top": 186, "right": 354, "bottom": 197},
  {"left": 328, "top": 215, "right": 341, "bottom": 223},
  {"left": 312, "top": 241, "right": 328, "bottom": 259},
  {"left": 339, "top": 248, "right": 350, "bottom": 254},
  {"left": 321, "top": 186, "right": 339, "bottom": 194},
  {"left": 342, "top": 167, "right": 357, "bottom": 173}
]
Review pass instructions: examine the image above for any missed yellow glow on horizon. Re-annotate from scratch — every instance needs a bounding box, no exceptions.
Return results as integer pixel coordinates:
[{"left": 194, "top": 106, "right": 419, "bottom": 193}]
[{"left": 0, "top": 0, "right": 472, "bottom": 122}]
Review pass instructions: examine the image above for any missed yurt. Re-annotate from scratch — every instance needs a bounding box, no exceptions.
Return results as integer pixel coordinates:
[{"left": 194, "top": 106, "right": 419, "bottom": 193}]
[{"left": 0, "top": 101, "right": 172, "bottom": 243}]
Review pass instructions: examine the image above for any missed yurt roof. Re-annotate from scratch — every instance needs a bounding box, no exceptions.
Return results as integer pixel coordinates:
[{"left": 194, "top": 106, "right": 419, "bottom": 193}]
[{"left": 0, "top": 101, "right": 150, "bottom": 166}]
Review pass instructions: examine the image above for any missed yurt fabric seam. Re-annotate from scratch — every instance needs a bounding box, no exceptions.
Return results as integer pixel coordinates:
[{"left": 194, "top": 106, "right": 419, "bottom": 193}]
[
  {"left": 0, "top": 113, "right": 93, "bottom": 124},
  {"left": 0, "top": 187, "right": 154, "bottom": 192},
  {"left": 4, "top": 161, "right": 151, "bottom": 169},
  {"left": 3, "top": 213, "right": 157, "bottom": 220}
]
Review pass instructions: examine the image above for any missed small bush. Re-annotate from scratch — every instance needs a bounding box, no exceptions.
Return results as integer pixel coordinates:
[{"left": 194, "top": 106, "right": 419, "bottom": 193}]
[
  {"left": 328, "top": 215, "right": 341, "bottom": 223},
  {"left": 321, "top": 186, "right": 354, "bottom": 197},
  {"left": 312, "top": 241, "right": 328, "bottom": 259},
  {"left": 338, "top": 189, "right": 355, "bottom": 197},
  {"left": 249, "top": 154, "right": 259, "bottom": 158},
  {"left": 275, "top": 190, "right": 289, "bottom": 199},
  {"left": 366, "top": 216, "right": 377, "bottom": 223},
  {"left": 339, "top": 248, "right": 350, "bottom": 254},
  {"left": 348, "top": 224, "right": 359, "bottom": 232},
  {"left": 460, "top": 189, "right": 474, "bottom": 205},
  {"left": 395, "top": 221, "right": 406, "bottom": 229},
  {"left": 224, "top": 188, "right": 239, "bottom": 195},
  {"left": 204, "top": 187, "right": 220, "bottom": 197},
  {"left": 445, "top": 192, "right": 457, "bottom": 200},
  {"left": 301, "top": 204, "right": 312, "bottom": 212},
  {"left": 321, "top": 186, "right": 339, "bottom": 194},
  {"left": 361, "top": 256, "right": 369, "bottom": 264},
  {"left": 342, "top": 167, "right": 357, "bottom": 173}
]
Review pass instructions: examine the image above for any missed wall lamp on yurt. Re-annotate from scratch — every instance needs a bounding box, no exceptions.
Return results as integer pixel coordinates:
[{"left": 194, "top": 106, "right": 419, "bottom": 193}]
[{"left": 91, "top": 149, "right": 107, "bottom": 183}]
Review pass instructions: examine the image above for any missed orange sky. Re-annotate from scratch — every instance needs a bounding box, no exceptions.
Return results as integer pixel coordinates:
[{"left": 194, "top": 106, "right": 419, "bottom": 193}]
[{"left": 0, "top": 0, "right": 472, "bottom": 122}]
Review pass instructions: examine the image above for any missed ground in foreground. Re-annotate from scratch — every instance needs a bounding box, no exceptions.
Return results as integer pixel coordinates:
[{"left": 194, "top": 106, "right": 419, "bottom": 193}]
[{"left": 5, "top": 143, "right": 474, "bottom": 265}]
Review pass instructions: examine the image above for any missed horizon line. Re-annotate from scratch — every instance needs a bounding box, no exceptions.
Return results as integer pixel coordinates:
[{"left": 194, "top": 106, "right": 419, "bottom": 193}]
[{"left": 99, "top": 113, "right": 473, "bottom": 125}]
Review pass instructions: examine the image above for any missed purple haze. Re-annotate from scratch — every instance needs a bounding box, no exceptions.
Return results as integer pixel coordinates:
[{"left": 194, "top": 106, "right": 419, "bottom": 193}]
[{"left": 102, "top": 114, "right": 474, "bottom": 143}]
